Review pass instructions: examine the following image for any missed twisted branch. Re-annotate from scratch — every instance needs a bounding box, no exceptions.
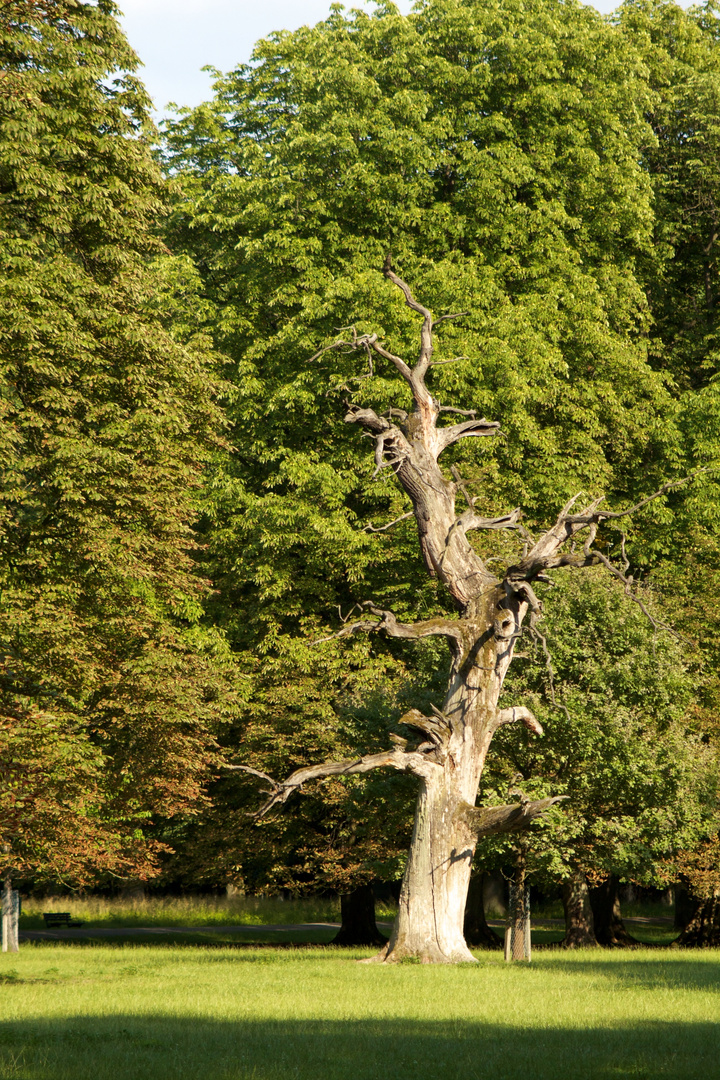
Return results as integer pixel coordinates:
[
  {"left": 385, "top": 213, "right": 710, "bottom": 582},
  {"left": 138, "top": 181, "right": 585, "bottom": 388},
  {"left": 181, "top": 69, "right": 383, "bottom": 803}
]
[
  {"left": 226, "top": 747, "right": 442, "bottom": 818},
  {"left": 313, "top": 602, "right": 464, "bottom": 649}
]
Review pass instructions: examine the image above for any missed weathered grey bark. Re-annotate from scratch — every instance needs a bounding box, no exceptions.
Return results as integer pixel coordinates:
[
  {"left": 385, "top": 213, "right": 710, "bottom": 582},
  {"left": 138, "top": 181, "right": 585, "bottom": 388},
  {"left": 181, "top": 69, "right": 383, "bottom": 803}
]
[
  {"left": 505, "top": 847, "right": 531, "bottom": 961},
  {"left": 589, "top": 875, "right": 635, "bottom": 947},
  {"left": 562, "top": 872, "right": 598, "bottom": 948},
  {"left": 332, "top": 885, "right": 388, "bottom": 947},
  {"left": 2, "top": 875, "right": 19, "bottom": 954},
  {"left": 464, "top": 873, "right": 501, "bottom": 949},
  {"left": 675, "top": 889, "right": 720, "bottom": 947},
  {"left": 230, "top": 266, "right": 697, "bottom": 963}
]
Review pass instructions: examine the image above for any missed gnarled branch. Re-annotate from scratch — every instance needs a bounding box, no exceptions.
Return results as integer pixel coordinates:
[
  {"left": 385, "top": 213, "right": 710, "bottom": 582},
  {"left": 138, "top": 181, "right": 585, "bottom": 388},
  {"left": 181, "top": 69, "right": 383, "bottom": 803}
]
[
  {"left": 314, "top": 602, "right": 464, "bottom": 649},
  {"left": 362, "top": 511, "right": 414, "bottom": 533},
  {"left": 514, "top": 471, "right": 707, "bottom": 581},
  {"left": 493, "top": 706, "right": 544, "bottom": 736},
  {"left": 456, "top": 795, "right": 568, "bottom": 839},
  {"left": 227, "top": 747, "right": 442, "bottom": 818},
  {"left": 436, "top": 417, "right": 502, "bottom": 453}
]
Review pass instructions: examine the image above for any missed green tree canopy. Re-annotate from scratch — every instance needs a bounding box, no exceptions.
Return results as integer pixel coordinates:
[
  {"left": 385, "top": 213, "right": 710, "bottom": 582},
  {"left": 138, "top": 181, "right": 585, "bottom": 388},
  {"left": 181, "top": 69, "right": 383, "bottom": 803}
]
[
  {"left": 0, "top": 0, "right": 236, "bottom": 884},
  {"left": 480, "top": 570, "right": 719, "bottom": 890},
  {"left": 159, "top": 0, "right": 699, "bottom": 900}
]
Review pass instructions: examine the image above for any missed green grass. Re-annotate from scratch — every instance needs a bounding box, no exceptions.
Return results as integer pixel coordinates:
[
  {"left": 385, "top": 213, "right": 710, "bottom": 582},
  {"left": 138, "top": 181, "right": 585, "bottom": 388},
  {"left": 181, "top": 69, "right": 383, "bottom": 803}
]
[
  {"left": 20, "top": 894, "right": 400, "bottom": 930},
  {"left": 0, "top": 944, "right": 718, "bottom": 1079}
]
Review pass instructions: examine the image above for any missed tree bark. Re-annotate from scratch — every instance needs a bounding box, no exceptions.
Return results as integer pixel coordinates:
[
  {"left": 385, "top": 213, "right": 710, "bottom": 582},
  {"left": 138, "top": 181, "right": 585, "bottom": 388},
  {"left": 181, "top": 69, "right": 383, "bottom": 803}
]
[
  {"left": 505, "top": 846, "right": 531, "bottom": 961},
  {"left": 331, "top": 885, "right": 388, "bottom": 947},
  {"left": 464, "top": 872, "right": 501, "bottom": 949},
  {"left": 232, "top": 268, "right": 688, "bottom": 963},
  {"left": 674, "top": 883, "right": 697, "bottom": 933},
  {"left": 589, "top": 875, "right": 635, "bottom": 947},
  {"left": 675, "top": 889, "right": 720, "bottom": 947},
  {"left": 562, "top": 872, "right": 598, "bottom": 948}
]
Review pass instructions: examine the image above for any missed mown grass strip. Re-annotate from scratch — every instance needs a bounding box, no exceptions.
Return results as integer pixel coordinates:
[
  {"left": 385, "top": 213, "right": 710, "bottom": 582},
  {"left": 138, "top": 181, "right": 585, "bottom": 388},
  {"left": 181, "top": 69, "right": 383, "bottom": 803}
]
[{"left": 0, "top": 945, "right": 717, "bottom": 1080}]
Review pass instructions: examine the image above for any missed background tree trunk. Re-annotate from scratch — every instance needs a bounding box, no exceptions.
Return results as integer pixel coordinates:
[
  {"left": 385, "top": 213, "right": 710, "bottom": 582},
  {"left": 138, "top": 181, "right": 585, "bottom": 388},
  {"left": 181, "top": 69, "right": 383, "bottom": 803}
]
[
  {"left": 464, "top": 873, "right": 501, "bottom": 949},
  {"left": 506, "top": 847, "right": 531, "bottom": 961},
  {"left": 675, "top": 890, "right": 720, "bottom": 947},
  {"left": 674, "top": 883, "right": 697, "bottom": 933},
  {"left": 331, "top": 885, "right": 388, "bottom": 946},
  {"left": 562, "top": 872, "right": 598, "bottom": 948},
  {"left": 589, "top": 875, "right": 635, "bottom": 947}
]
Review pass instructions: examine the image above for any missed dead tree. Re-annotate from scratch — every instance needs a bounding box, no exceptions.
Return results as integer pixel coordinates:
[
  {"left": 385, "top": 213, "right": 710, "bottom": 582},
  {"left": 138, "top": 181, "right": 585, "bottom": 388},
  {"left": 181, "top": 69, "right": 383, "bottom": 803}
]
[{"left": 230, "top": 264, "right": 695, "bottom": 963}]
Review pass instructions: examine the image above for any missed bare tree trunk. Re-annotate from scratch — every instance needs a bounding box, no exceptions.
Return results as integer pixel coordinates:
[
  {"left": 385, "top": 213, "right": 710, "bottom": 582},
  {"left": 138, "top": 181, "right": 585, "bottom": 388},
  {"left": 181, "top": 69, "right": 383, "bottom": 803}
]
[
  {"left": 675, "top": 889, "right": 720, "bottom": 947},
  {"left": 590, "top": 875, "right": 635, "bottom": 947},
  {"left": 332, "top": 885, "right": 388, "bottom": 947},
  {"left": 464, "top": 873, "right": 501, "bottom": 949},
  {"left": 2, "top": 874, "right": 19, "bottom": 954},
  {"left": 231, "top": 266, "right": 688, "bottom": 963},
  {"left": 375, "top": 772, "right": 479, "bottom": 962},
  {"left": 562, "top": 872, "right": 598, "bottom": 948}
]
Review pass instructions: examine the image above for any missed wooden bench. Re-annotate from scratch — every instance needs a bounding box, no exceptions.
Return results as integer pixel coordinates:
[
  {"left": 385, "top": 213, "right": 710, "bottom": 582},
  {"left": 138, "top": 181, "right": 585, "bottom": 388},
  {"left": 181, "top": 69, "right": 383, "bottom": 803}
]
[{"left": 43, "top": 912, "right": 82, "bottom": 928}]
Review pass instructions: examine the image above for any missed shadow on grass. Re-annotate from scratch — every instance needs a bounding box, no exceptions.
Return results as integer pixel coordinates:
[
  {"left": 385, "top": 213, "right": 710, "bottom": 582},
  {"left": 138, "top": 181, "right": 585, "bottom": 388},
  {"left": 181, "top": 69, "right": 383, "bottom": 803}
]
[
  {"left": 0, "top": 1013, "right": 717, "bottom": 1080},
  {"left": 543, "top": 955, "right": 720, "bottom": 990}
]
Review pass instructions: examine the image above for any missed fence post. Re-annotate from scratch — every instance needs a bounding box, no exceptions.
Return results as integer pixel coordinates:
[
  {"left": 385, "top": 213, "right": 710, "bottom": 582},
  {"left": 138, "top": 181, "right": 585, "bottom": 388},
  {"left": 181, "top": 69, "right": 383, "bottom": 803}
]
[{"left": 2, "top": 875, "right": 19, "bottom": 954}]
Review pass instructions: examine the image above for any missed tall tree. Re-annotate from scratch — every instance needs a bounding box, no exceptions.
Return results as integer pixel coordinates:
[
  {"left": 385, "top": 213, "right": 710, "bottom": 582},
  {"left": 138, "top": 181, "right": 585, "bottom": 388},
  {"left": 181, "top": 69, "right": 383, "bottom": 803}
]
[
  {"left": 161, "top": 0, "right": 686, "bottom": 931},
  {"left": 232, "top": 264, "right": 697, "bottom": 963},
  {"left": 0, "top": 0, "right": 235, "bottom": 885},
  {"left": 477, "top": 568, "right": 719, "bottom": 948},
  {"left": 613, "top": 0, "right": 720, "bottom": 944}
]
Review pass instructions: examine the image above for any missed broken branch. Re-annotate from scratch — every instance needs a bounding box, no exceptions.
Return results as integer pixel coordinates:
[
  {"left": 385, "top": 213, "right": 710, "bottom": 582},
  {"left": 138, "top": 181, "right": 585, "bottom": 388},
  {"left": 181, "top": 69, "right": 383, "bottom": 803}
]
[{"left": 456, "top": 795, "right": 568, "bottom": 839}]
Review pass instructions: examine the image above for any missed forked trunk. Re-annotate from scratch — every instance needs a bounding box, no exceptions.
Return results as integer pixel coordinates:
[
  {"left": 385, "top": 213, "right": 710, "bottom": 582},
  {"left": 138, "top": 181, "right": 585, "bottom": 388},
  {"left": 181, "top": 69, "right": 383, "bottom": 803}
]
[
  {"left": 562, "top": 872, "right": 598, "bottom": 948},
  {"left": 372, "top": 589, "right": 521, "bottom": 963}
]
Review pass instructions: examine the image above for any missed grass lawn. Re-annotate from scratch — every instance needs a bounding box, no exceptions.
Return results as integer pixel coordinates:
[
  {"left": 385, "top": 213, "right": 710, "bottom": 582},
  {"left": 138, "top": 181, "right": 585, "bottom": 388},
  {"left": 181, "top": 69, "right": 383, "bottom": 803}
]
[
  {"left": 0, "top": 944, "right": 718, "bottom": 1080},
  {"left": 18, "top": 895, "right": 363, "bottom": 930}
]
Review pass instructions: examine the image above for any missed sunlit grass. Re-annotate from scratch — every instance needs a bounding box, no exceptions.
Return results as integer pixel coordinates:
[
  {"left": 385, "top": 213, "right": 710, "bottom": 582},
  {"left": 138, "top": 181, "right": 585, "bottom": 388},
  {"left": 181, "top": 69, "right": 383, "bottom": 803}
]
[
  {"left": 0, "top": 944, "right": 717, "bottom": 1079},
  {"left": 19, "top": 894, "right": 398, "bottom": 930}
]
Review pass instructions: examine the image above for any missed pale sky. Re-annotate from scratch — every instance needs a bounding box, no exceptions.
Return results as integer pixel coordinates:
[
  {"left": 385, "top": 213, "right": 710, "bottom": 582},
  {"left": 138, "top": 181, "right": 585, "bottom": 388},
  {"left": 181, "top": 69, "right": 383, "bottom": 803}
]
[{"left": 117, "top": 0, "right": 622, "bottom": 115}]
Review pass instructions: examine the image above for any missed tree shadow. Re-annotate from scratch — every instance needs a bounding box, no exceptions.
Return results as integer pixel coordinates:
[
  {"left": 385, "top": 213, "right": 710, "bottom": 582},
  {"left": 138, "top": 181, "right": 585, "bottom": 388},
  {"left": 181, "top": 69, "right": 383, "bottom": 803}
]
[
  {"left": 0, "top": 1013, "right": 717, "bottom": 1080},
  {"left": 542, "top": 955, "right": 720, "bottom": 991}
]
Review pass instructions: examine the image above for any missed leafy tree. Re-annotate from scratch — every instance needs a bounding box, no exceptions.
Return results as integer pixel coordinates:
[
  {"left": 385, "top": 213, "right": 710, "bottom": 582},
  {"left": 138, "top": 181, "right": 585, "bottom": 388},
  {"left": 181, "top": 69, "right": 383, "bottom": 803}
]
[
  {"left": 0, "top": 0, "right": 236, "bottom": 886},
  {"left": 477, "top": 568, "right": 719, "bottom": 947},
  {"left": 611, "top": 0, "right": 720, "bottom": 944},
  {"left": 160, "top": 0, "right": 693, "bottom": 951}
]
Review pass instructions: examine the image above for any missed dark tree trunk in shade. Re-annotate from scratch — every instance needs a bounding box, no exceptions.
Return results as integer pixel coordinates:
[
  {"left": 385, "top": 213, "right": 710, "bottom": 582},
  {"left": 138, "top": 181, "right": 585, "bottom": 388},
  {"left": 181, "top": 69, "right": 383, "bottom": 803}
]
[
  {"left": 331, "top": 885, "right": 388, "bottom": 947},
  {"left": 562, "top": 872, "right": 599, "bottom": 948},
  {"left": 464, "top": 873, "right": 501, "bottom": 949},
  {"left": 675, "top": 890, "right": 720, "bottom": 947},
  {"left": 589, "top": 875, "right": 635, "bottom": 947},
  {"left": 674, "top": 883, "right": 698, "bottom": 932}
]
